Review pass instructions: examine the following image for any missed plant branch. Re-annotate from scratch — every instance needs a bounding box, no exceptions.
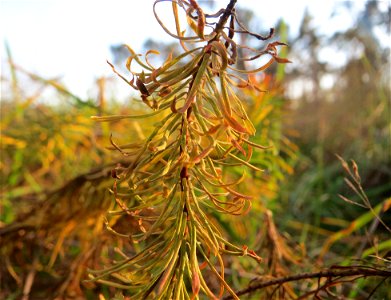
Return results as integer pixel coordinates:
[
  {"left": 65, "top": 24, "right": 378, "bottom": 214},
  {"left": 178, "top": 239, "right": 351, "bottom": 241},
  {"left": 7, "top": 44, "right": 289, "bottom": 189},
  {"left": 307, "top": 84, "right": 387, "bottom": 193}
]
[
  {"left": 212, "top": 0, "right": 237, "bottom": 39},
  {"left": 223, "top": 266, "right": 391, "bottom": 299}
]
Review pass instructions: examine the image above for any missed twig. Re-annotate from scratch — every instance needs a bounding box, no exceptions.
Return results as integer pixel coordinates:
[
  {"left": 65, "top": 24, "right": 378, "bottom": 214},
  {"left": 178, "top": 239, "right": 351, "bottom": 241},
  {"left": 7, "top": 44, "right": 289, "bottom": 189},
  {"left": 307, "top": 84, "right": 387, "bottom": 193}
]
[
  {"left": 213, "top": 0, "right": 237, "bottom": 39},
  {"left": 366, "top": 276, "right": 389, "bottom": 299},
  {"left": 21, "top": 257, "right": 38, "bottom": 300},
  {"left": 222, "top": 267, "right": 391, "bottom": 299}
]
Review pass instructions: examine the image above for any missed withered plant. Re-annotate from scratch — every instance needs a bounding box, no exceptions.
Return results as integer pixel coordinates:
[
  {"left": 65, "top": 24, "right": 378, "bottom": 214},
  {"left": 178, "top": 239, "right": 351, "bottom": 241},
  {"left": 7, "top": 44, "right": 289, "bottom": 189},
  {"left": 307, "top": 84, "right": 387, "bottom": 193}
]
[{"left": 90, "top": 0, "right": 291, "bottom": 298}]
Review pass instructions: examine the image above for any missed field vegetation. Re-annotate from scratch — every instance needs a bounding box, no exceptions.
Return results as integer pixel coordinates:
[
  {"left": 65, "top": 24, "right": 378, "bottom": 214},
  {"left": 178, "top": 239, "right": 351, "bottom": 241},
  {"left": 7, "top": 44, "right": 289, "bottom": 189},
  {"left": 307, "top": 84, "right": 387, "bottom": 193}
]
[{"left": 1, "top": 1, "right": 390, "bottom": 299}]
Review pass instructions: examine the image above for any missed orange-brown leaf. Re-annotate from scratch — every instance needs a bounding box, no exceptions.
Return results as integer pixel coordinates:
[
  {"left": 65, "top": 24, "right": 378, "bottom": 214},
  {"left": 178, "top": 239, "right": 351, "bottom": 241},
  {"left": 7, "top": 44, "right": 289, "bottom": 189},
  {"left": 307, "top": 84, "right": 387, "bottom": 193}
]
[
  {"left": 191, "top": 266, "right": 200, "bottom": 299},
  {"left": 136, "top": 78, "right": 150, "bottom": 96},
  {"left": 273, "top": 56, "right": 292, "bottom": 64}
]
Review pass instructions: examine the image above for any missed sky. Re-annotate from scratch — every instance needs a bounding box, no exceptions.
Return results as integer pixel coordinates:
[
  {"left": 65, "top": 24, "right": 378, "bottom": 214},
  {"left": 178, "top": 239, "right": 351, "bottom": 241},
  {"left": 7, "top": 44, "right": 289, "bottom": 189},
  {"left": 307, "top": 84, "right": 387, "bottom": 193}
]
[{"left": 0, "top": 0, "right": 369, "bottom": 100}]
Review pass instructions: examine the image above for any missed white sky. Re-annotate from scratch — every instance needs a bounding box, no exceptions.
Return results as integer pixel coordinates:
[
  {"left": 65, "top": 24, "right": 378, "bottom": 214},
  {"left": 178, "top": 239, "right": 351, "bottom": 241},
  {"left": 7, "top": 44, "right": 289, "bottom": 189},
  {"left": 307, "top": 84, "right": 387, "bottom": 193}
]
[{"left": 0, "top": 0, "right": 368, "bottom": 100}]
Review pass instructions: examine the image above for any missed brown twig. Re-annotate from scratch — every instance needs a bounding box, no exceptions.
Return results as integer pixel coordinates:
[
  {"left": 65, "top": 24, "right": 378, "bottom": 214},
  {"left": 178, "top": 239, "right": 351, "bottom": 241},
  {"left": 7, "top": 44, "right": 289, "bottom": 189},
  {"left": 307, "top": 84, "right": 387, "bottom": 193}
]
[
  {"left": 212, "top": 0, "right": 237, "bottom": 40},
  {"left": 223, "top": 266, "right": 391, "bottom": 299},
  {"left": 178, "top": 0, "right": 238, "bottom": 191}
]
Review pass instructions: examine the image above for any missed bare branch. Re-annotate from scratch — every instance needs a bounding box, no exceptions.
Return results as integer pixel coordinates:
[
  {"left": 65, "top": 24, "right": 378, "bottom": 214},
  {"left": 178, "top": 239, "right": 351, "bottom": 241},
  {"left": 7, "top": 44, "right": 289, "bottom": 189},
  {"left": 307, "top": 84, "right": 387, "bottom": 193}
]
[{"left": 223, "top": 266, "right": 391, "bottom": 299}]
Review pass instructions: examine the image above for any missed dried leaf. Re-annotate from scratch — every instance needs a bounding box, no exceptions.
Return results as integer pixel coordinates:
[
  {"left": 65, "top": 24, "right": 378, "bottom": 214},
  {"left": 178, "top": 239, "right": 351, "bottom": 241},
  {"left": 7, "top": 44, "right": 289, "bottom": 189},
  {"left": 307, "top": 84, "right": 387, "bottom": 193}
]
[
  {"left": 136, "top": 78, "right": 150, "bottom": 96},
  {"left": 191, "top": 266, "right": 200, "bottom": 299},
  {"left": 273, "top": 56, "right": 292, "bottom": 64}
]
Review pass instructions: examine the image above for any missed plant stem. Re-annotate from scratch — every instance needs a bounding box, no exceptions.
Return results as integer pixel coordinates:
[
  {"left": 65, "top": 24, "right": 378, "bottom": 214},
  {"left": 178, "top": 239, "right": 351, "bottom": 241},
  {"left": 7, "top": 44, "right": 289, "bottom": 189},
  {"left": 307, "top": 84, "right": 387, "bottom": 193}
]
[
  {"left": 223, "top": 267, "right": 391, "bottom": 299},
  {"left": 213, "top": 0, "right": 237, "bottom": 40}
]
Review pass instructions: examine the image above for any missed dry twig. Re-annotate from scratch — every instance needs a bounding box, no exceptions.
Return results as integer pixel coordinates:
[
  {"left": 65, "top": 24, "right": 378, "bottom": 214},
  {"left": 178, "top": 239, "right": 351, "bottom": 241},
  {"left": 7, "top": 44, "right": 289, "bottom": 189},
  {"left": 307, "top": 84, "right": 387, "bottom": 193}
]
[{"left": 223, "top": 266, "right": 391, "bottom": 299}]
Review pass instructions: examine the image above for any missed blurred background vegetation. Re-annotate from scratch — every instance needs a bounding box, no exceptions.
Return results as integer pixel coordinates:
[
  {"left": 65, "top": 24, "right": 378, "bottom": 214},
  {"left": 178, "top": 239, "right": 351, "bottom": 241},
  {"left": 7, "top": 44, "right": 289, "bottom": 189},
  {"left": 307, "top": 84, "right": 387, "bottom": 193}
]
[{"left": 1, "top": 1, "right": 390, "bottom": 299}]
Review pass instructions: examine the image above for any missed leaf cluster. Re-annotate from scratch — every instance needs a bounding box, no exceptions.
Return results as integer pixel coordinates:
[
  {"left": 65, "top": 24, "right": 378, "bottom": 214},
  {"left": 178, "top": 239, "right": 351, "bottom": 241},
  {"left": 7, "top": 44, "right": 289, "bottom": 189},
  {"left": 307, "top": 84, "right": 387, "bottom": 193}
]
[{"left": 89, "top": 0, "right": 290, "bottom": 298}]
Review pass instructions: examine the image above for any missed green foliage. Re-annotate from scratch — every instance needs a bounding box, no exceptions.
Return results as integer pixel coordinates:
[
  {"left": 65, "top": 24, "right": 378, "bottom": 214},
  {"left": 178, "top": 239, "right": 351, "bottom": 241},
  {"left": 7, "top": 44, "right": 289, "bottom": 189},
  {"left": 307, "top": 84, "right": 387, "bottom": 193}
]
[
  {"left": 88, "top": 1, "right": 292, "bottom": 298},
  {"left": 278, "top": 2, "right": 390, "bottom": 244}
]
